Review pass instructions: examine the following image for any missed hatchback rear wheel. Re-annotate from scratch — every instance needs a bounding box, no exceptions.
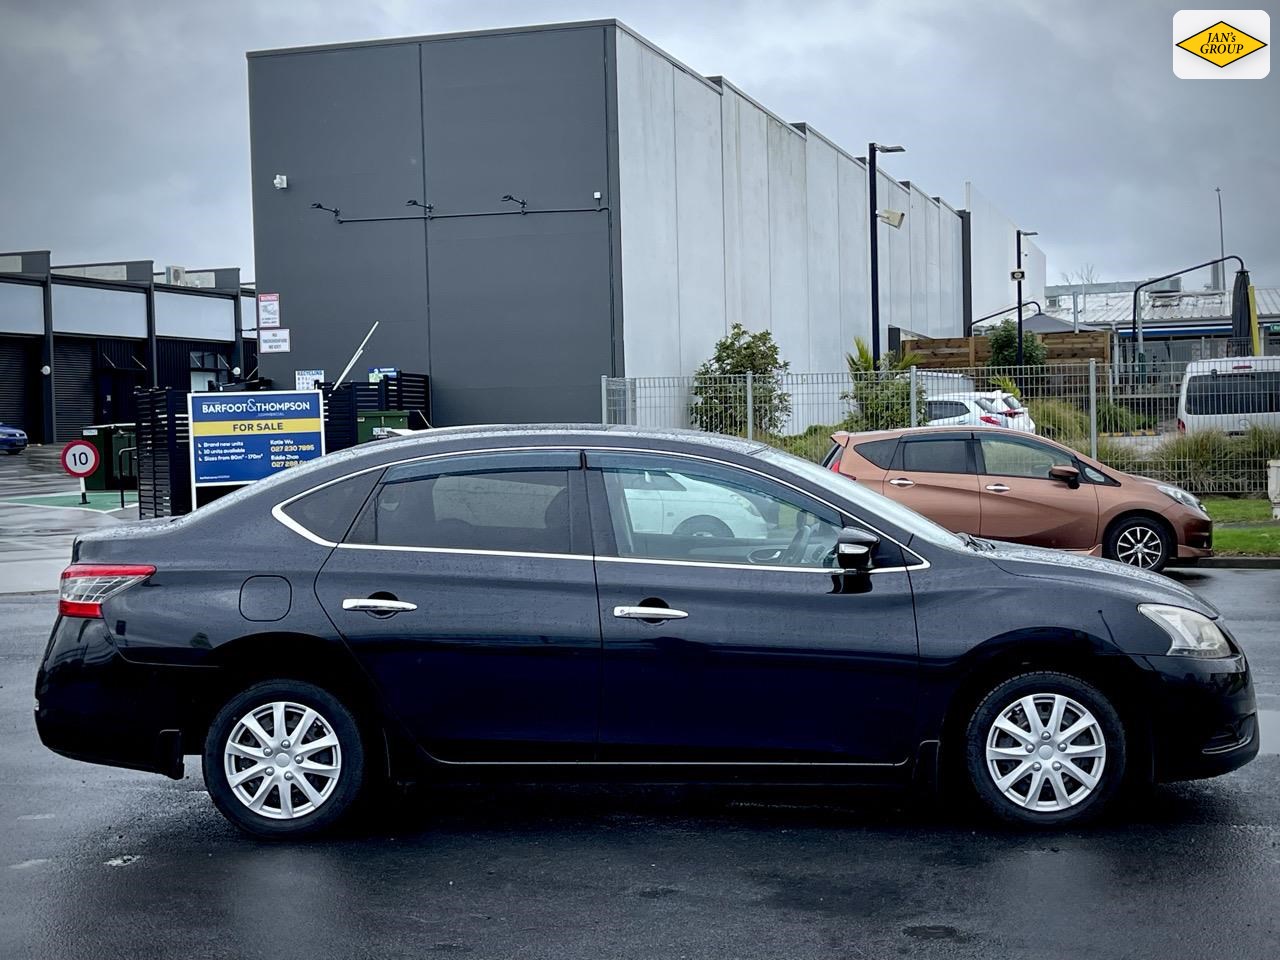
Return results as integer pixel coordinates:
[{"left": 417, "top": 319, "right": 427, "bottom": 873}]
[
  {"left": 204, "top": 679, "right": 366, "bottom": 838},
  {"left": 964, "top": 672, "right": 1126, "bottom": 826}
]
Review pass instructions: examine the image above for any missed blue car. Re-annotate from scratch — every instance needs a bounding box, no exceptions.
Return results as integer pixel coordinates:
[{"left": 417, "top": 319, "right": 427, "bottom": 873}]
[{"left": 0, "top": 423, "right": 27, "bottom": 454}]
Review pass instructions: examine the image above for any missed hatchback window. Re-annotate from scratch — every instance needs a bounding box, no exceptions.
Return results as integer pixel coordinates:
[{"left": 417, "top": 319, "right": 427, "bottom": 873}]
[
  {"left": 899, "top": 438, "right": 971, "bottom": 474},
  {"left": 853, "top": 438, "right": 897, "bottom": 468},
  {"left": 979, "top": 436, "right": 1072, "bottom": 479},
  {"left": 348, "top": 469, "right": 573, "bottom": 553},
  {"left": 927, "top": 401, "right": 968, "bottom": 420}
]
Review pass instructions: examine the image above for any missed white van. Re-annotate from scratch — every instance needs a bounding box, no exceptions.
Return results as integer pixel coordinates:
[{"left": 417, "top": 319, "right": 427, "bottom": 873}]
[{"left": 1177, "top": 356, "right": 1280, "bottom": 434}]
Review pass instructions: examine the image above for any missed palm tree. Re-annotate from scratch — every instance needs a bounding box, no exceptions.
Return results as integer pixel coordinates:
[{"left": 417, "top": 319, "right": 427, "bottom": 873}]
[
  {"left": 841, "top": 338, "right": 925, "bottom": 431},
  {"left": 845, "top": 337, "right": 922, "bottom": 376}
]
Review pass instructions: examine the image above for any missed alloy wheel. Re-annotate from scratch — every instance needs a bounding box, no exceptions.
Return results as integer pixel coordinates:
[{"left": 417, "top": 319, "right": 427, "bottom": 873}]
[
  {"left": 1114, "top": 525, "right": 1164, "bottom": 568},
  {"left": 223, "top": 700, "right": 343, "bottom": 820},
  {"left": 984, "top": 693, "right": 1107, "bottom": 813}
]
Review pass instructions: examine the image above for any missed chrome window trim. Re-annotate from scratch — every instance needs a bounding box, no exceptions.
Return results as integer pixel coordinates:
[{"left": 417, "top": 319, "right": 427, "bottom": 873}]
[{"left": 270, "top": 442, "right": 929, "bottom": 572}]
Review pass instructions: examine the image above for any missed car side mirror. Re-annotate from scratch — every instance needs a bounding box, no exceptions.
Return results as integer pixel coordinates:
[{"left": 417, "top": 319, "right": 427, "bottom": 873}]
[
  {"left": 1049, "top": 465, "right": 1080, "bottom": 489},
  {"left": 836, "top": 527, "right": 880, "bottom": 571}
]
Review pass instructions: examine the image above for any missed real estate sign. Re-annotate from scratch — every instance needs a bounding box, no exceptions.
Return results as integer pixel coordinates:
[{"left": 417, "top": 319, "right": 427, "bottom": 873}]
[{"left": 188, "top": 390, "right": 325, "bottom": 498}]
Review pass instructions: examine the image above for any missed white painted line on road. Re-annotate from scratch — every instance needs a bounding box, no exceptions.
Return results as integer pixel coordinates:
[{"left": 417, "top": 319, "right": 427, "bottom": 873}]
[
  {"left": 0, "top": 500, "right": 133, "bottom": 517},
  {"left": 9, "top": 859, "right": 51, "bottom": 870}
]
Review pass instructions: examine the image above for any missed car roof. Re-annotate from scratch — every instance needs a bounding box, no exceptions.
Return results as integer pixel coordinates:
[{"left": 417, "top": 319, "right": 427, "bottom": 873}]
[
  {"left": 373, "top": 422, "right": 768, "bottom": 455},
  {"left": 1183, "top": 356, "right": 1280, "bottom": 374}
]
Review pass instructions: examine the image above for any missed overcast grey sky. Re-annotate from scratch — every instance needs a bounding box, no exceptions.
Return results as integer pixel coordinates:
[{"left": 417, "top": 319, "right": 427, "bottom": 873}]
[{"left": 1, "top": 0, "right": 1276, "bottom": 286}]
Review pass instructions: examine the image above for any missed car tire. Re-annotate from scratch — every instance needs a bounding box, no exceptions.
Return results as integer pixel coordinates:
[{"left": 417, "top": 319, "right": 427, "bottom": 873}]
[
  {"left": 673, "top": 515, "right": 733, "bottom": 538},
  {"left": 964, "top": 671, "right": 1126, "bottom": 827},
  {"left": 1104, "top": 516, "right": 1172, "bottom": 572},
  {"left": 203, "top": 679, "right": 366, "bottom": 839}
]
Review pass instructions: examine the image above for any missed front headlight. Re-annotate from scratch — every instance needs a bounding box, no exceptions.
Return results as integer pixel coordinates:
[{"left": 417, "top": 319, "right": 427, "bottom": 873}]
[
  {"left": 1157, "top": 484, "right": 1203, "bottom": 512},
  {"left": 1139, "top": 604, "right": 1232, "bottom": 658}
]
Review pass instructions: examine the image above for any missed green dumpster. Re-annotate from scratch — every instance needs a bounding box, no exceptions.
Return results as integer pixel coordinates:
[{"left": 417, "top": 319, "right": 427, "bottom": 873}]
[
  {"left": 80, "top": 423, "right": 138, "bottom": 491},
  {"left": 356, "top": 411, "right": 410, "bottom": 443}
]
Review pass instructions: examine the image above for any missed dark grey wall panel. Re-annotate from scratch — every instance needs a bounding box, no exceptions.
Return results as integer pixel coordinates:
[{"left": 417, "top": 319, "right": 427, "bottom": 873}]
[
  {"left": 425, "top": 212, "right": 613, "bottom": 425},
  {"left": 248, "top": 43, "right": 429, "bottom": 388},
  {"left": 421, "top": 29, "right": 610, "bottom": 213}
]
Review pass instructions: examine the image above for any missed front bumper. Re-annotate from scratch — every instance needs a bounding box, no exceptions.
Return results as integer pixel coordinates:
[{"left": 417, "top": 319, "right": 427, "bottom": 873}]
[
  {"left": 1166, "top": 507, "right": 1213, "bottom": 561},
  {"left": 1143, "top": 651, "right": 1257, "bottom": 782},
  {"left": 35, "top": 616, "right": 198, "bottom": 779},
  {"left": 0, "top": 436, "right": 27, "bottom": 451}
]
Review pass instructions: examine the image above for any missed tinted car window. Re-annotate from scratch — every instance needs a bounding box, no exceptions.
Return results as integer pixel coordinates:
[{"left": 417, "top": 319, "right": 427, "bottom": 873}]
[
  {"left": 348, "top": 469, "right": 572, "bottom": 553},
  {"left": 1186, "top": 372, "right": 1280, "bottom": 415},
  {"left": 979, "top": 436, "right": 1071, "bottom": 478},
  {"left": 927, "top": 401, "right": 968, "bottom": 420},
  {"left": 281, "top": 469, "right": 380, "bottom": 543},
  {"left": 597, "top": 459, "right": 842, "bottom": 568},
  {"left": 853, "top": 438, "right": 897, "bottom": 468},
  {"left": 900, "top": 439, "right": 971, "bottom": 473}
]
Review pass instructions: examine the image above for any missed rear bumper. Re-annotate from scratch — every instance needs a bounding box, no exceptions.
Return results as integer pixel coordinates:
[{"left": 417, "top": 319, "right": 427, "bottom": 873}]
[
  {"left": 34, "top": 617, "right": 197, "bottom": 779},
  {"left": 1143, "top": 652, "right": 1257, "bottom": 782}
]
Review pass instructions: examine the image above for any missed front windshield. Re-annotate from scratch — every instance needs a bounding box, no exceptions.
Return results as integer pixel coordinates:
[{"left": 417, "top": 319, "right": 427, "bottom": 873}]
[{"left": 755, "top": 445, "right": 967, "bottom": 551}]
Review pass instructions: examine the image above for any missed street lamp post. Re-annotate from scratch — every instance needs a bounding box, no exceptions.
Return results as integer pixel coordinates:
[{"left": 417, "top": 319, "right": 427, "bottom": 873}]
[
  {"left": 867, "top": 142, "right": 904, "bottom": 364},
  {"left": 1015, "top": 228, "right": 1037, "bottom": 365}
]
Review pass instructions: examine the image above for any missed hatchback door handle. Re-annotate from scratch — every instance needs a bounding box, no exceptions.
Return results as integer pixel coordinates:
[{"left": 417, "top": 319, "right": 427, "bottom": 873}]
[
  {"left": 613, "top": 605, "right": 688, "bottom": 621},
  {"left": 888, "top": 478, "right": 915, "bottom": 488},
  {"left": 985, "top": 483, "right": 1011, "bottom": 493},
  {"left": 342, "top": 598, "right": 418, "bottom": 613}
]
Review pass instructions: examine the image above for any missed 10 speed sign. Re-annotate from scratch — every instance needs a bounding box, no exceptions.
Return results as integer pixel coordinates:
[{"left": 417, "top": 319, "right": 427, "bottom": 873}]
[{"left": 60, "top": 440, "right": 100, "bottom": 478}]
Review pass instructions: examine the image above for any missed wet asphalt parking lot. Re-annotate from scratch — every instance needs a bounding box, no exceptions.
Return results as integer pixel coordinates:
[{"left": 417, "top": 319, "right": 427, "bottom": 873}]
[{"left": 1, "top": 454, "right": 1278, "bottom": 959}]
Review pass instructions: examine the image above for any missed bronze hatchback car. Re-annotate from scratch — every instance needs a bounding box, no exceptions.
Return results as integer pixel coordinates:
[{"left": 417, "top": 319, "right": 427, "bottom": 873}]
[{"left": 825, "top": 427, "right": 1212, "bottom": 571}]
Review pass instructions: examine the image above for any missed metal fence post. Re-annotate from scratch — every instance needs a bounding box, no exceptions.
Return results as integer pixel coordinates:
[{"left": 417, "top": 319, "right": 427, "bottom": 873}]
[
  {"left": 1088, "top": 358, "right": 1098, "bottom": 460},
  {"left": 745, "top": 371, "right": 754, "bottom": 441},
  {"left": 600, "top": 375, "right": 608, "bottom": 424},
  {"left": 909, "top": 365, "right": 918, "bottom": 428}
]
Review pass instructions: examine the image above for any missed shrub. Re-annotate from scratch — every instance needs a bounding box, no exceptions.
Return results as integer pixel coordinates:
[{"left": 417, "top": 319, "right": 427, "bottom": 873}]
[
  {"left": 841, "top": 337, "right": 925, "bottom": 431},
  {"left": 1144, "top": 431, "right": 1240, "bottom": 493},
  {"left": 689, "top": 323, "right": 791, "bottom": 436},
  {"left": 769, "top": 423, "right": 839, "bottom": 463},
  {"left": 1027, "top": 398, "right": 1088, "bottom": 445},
  {"left": 1096, "top": 401, "right": 1154, "bottom": 434},
  {"left": 1093, "top": 437, "right": 1147, "bottom": 475},
  {"left": 988, "top": 319, "right": 1046, "bottom": 367}
]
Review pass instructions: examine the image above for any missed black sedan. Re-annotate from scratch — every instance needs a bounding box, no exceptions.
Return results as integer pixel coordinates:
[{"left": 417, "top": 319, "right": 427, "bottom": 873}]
[{"left": 35, "top": 425, "right": 1258, "bottom": 837}]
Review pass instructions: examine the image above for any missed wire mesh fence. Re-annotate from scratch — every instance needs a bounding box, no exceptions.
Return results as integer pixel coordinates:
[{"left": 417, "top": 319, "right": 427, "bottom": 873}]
[{"left": 603, "top": 356, "right": 1280, "bottom": 495}]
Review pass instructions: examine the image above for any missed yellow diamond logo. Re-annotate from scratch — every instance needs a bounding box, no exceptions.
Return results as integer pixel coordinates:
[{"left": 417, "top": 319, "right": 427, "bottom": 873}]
[{"left": 1176, "top": 20, "right": 1267, "bottom": 68}]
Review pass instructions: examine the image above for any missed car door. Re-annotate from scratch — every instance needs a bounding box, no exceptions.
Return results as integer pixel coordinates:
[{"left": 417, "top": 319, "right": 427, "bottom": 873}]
[
  {"left": 976, "top": 435, "right": 1100, "bottom": 548},
  {"left": 881, "top": 433, "right": 982, "bottom": 535},
  {"left": 314, "top": 449, "right": 601, "bottom": 761},
  {"left": 586, "top": 450, "right": 920, "bottom": 765}
]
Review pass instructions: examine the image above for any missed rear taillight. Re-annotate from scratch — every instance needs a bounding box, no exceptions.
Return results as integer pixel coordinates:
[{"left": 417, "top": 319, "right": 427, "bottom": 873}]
[
  {"left": 1004, "top": 409, "right": 1024, "bottom": 418},
  {"left": 980, "top": 415, "right": 1002, "bottom": 425},
  {"left": 1177, "top": 418, "right": 1186, "bottom": 433},
  {"left": 59, "top": 564, "right": 155, "bottom": 618}
]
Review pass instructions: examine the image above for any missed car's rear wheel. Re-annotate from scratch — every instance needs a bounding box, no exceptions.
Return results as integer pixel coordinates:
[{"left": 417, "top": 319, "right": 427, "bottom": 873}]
[
  {"left": 673, "top": 515, "right": 733, "bottom": 538},
  {"left": 1104, "top": 516, "right": 1172, "bottom": 572},
  {"left": 203, "top": 679, "right": 366, "bottom": 838},
  {"left": 964, "top": 672, "right": 1126, "bottom": 827}
]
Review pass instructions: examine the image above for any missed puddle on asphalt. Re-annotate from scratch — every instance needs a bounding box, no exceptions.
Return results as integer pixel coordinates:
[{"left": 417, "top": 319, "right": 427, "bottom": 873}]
[{"left": 1257, "top": 710, "right": 1278, "bottom": 755}]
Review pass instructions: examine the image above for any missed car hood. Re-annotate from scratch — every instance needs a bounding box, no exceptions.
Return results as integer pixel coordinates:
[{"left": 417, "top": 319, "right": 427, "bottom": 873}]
[{"left": 980, "top": 540, "right": 1218, "bottom": 617}]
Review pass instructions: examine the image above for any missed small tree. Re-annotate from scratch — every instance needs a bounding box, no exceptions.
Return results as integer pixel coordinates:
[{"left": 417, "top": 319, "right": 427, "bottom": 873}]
[
  {"left": 840, "top": 337, "right": 925, "bottom": 431},
  {"left": 689, "top": 323, "right": 791, "bottom": 436},
  {"left": 988, "top": 318, "right": 1046, "bottom": 368}
]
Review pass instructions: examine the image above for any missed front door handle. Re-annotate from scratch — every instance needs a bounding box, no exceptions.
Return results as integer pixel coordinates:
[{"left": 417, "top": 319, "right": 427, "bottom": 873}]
[
  {"left": 613, "top": 605, "right": 688, "bottom": 621},
  {"left": 888, "top": 478, "right": 915, "bottom": 488},
  {"left": 342, "top": 598, "right": 418, "bottom": 614},
  {"left": 985, "top": 483, "right": 1011, "bottom": 493}
]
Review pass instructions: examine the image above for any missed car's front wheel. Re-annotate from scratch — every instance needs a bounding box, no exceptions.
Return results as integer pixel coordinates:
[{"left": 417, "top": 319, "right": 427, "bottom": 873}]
[
  {"left": 964, "top": 671, "right": 1126, "bottom": 826},
  {"left": 203, "top": 679, "right": 366, "bottom": 838},
  {"left": 1104, "top": 516, "right": 1172, "bottom": 572}
]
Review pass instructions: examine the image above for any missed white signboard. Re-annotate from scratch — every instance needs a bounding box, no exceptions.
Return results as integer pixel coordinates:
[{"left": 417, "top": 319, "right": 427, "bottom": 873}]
[
  {"left": 295, "top": 369, "right": 325, "bottom": 390},
  {"left": 259, "top": 328, "right": 291, "bottom": 353},
  {"left": 257, "top": 292, "right": 281, "bottom": 328}
]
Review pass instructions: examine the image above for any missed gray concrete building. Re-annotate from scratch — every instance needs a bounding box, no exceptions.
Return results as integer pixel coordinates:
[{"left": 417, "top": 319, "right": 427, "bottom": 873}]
[{"left": 248, "top": 19, "right": 1041, "bottom": 425}]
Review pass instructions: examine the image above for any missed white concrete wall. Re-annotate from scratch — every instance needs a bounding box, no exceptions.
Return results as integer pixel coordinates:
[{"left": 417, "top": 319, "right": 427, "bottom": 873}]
[
  {"left": 965, "top": 181, "right": 1046, "bottom": 323},
  {"left": 155, "top": 291, "right": 235, "bottom": 341},
  {"left": 615, "top": 26, "right": 972, "bottom": 380}
]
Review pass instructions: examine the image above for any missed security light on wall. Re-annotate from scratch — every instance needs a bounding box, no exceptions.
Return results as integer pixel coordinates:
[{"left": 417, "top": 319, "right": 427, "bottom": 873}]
[
  {"left": 877, "top": 209, "right": 906, "bottom": 229},
  {"left": 273, "top": 174, "right": 288, "bottom": 190}
]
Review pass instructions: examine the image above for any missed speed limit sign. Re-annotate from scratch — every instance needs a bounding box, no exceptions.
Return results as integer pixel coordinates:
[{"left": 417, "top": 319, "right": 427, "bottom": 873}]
[{"left": 60, "top": 440, "right": 100, "bottom": 478}]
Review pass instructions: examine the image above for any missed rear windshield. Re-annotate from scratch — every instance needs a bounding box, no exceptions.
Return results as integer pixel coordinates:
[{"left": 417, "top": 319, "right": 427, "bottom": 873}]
[
  {"left": 1186, "top": 372, "right": 1280, "bottom": 415},
  {"left": 1002, "top": 395, "right": 1024, "bottom": 410}
]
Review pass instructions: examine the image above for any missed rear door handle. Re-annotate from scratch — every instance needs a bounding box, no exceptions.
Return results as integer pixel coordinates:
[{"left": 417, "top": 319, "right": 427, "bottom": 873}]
[
  {"left": 613, "top": 605, "right": 688, "bottom": 621},
  {"left": 985, "top": 483, "right": 1010, "bottom": 493},
  {"left": 888, "top": 478, "right": 915, "bottom": 488},
  {"left": 342, "top": 598, "right": 418, "bottom": 614}
]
